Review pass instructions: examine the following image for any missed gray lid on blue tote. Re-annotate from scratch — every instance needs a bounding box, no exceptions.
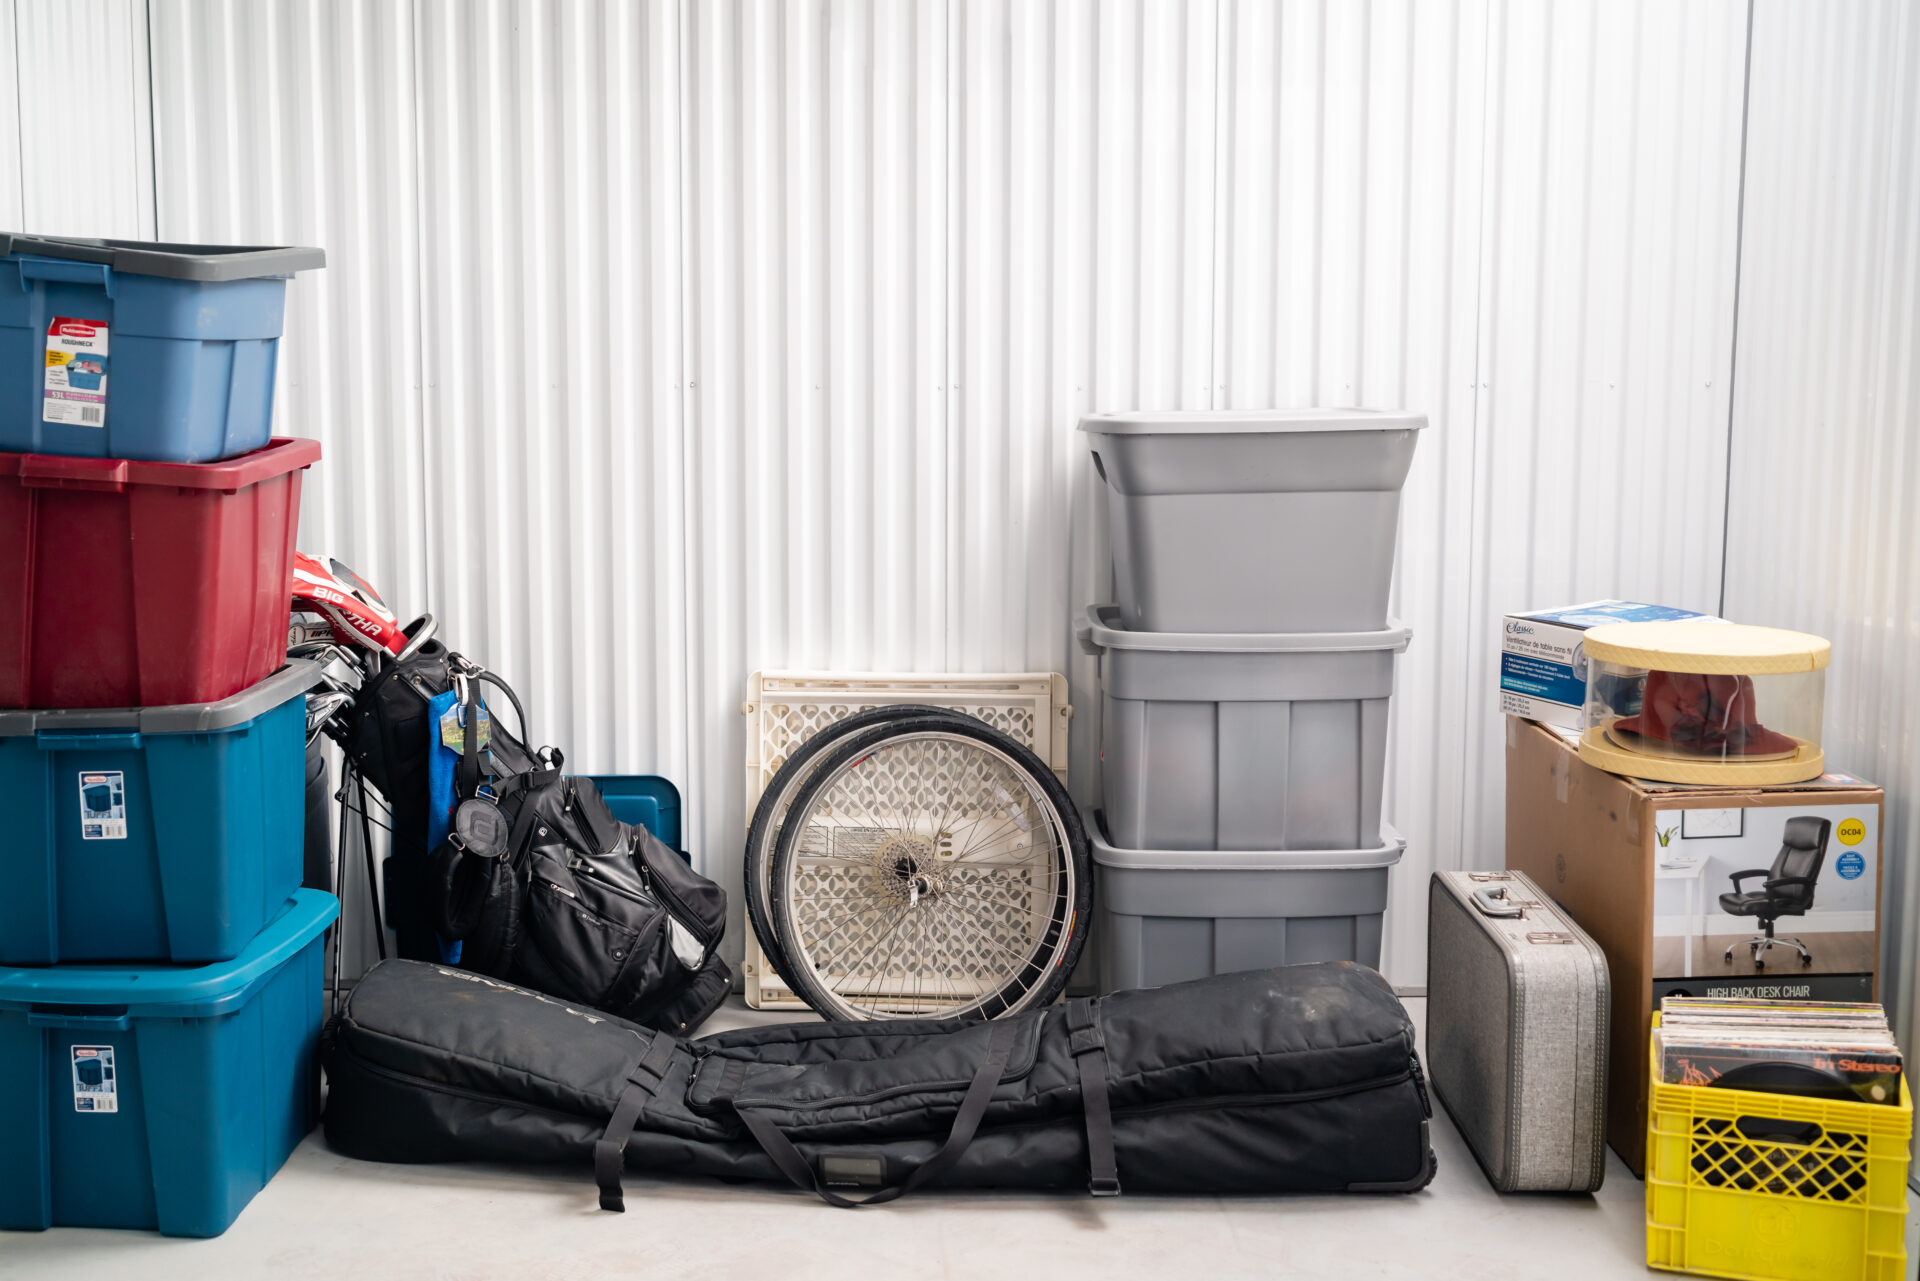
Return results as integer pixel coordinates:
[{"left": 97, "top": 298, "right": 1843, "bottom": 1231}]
[{"left": 0, "top": 233, "right": 325, "bottom": 281}]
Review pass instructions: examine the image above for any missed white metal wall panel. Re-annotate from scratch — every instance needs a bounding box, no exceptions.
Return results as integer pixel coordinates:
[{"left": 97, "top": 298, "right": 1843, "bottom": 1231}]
[
  {"left": 413, "top": 0, "right": 687, "bottom": 778},
  {"left": 1213, "top": 0, "right": 1488, "bottom": 982},
  {"left": 148, "top": 0, "right": 430, "bottom": 974},
  {"left": 1724, "top": 0, "right": 1920, "bottom": 1081},
  {"left": 1452, "top": 0, "right": 1747, "bottom": 984},
  {"left": 60, "top": 0, "right": 1765, "bottom": 991},
  {"left": 11, "top": 0, "right": 153, "bottom": 237},
  {"left": 1211, "top": 0, "right": 1746, "bottom": 984},
  {"left": 951, "top": 0, "right": 1218, "bottom": 804},
  {"left": 148, "top": 0, "right": 428, "bottom": 621},
  {"left": 682, "top": 0, "right": 949, "bottom": 953},
  {"left": 0, "top": 2, "right": 21, "bottom": 230}
]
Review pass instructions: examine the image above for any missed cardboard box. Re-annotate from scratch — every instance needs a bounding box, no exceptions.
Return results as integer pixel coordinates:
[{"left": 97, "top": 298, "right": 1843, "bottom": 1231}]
[
  {"left": 1504, "top": 718, "right": 1882, "bottom": 1175},
  {"left": 1498, "top": 600, "right": 1719, "bottom": 729}
]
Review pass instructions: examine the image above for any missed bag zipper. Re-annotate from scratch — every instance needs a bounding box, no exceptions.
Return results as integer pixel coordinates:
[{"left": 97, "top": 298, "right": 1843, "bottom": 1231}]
[
  {"left": 1408, "top": 1053, "right": 1432, "bottom": 1118},
  {"left": 1116, "top": 1068, "right": 1417, "bottom": 1120},
  {"left": 340, "top": 1046, "right": 664, "bottom": 1131},
  {"left": 563, "top": 856, "right": 656, "bottom": 910},
  {"left": 632, "top": 849, "right": 723, "bottom": 950},
  {"left": 344, "top": 1043, "right": 1422, "bottom": 1144}
]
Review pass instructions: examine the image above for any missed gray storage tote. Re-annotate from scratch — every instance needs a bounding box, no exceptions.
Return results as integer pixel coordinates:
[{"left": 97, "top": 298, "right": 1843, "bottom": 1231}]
[
  {"left": 1091, "top": 813, "right": 1405, "bottom": 992},
  {"left": 1080, "top": 408, "right": 1424, "bottom": 633},
  {"left": 1079, "top": 604, "right": 1410, "bottom": 851}
]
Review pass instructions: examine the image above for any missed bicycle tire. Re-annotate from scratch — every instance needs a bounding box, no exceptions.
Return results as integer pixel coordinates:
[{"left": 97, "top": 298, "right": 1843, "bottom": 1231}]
[
  {"left": 768, "top": 714, "right": 1091, "bottom": 1021},
  {"left": 742, "top": 704, "right": 984, "bottom": 980}
]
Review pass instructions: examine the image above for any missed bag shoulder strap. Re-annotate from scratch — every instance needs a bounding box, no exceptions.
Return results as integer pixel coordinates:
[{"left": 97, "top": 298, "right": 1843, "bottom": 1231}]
[
  {"left": 721, "top": 1017, "right": 1019, "bottom": 1208},
  {"left": 1066, "top": 997, "right": 1121, "bottom": 1196},
  {"left": 594, "top": 1032, "right": 679, "bottom": 1211}
]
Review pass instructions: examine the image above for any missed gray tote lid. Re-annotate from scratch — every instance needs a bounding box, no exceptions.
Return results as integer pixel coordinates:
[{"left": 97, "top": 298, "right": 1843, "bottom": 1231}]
[
  {"left": 0, "top": 233, "right": 325, "bottom": 281},
  {"left": 1078, "top": 408, "right": 1426, "bottom": 436},
  {"left": 1089, "top": 813, "right": 1407, "bottom": 871},
  {"left": 0, "top": 661, "right": 324, "bottom": 737},
  {"left": 1078, "top": 604, "right": 1412, "bottom": 655}
]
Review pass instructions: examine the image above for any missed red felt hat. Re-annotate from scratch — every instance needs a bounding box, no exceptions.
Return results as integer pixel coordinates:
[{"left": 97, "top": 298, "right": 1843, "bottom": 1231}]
[{"left": 1611, "top": 669, "right": 1799, "bottom": 757}]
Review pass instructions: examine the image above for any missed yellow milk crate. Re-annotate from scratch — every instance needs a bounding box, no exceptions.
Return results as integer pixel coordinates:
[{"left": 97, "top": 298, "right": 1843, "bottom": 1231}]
[{"left": 1646, "top": 1016, "right": 1912, "bottom": 1281}]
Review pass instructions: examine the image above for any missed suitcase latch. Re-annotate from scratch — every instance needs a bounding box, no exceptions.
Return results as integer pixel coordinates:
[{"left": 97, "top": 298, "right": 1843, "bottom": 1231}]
[{"left": 1526, "top": 931, "right": 1574, "bottom": 945}]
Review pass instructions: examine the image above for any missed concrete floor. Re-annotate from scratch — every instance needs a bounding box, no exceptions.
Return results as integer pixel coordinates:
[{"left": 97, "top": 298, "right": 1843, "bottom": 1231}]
[{"left": 6, "top": 997, "right": 1917, "bottom": 1281}]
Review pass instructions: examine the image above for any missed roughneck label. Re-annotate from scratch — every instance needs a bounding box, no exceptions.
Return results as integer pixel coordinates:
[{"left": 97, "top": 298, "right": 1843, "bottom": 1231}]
[
  {"left": 79, "top": 771, "right": 127, "bottom": 840},
  {"left": 44, "top": 316, "right": 110, "bottom": 426},
  {"left": 71, "top": 1046, "right": 118, "bottom": 1113}
]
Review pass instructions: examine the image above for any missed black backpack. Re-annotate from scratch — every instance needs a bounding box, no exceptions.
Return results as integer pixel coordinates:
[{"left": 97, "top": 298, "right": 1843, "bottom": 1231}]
[{"left": 346, "top": 644, "right": 732, "bottom": 1033}]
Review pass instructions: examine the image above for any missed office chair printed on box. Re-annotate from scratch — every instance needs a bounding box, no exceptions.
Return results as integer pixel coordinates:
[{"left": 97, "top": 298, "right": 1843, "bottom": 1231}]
[{"left": 1719, "top": 816, "right": 1831, "bottom": 968}]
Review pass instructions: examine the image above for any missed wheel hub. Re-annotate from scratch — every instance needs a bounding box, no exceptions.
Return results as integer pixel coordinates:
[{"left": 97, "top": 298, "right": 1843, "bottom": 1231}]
[{"left": 874, "top": 833, "right": 942, "bottom": 904}]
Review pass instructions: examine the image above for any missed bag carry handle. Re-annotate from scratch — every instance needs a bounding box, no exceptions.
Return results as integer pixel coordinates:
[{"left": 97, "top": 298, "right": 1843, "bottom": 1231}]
[
  {"left": 1472, "top": 886, "right": 1525, "bottom": 919},
  {"left": 724, "top": 1017, "right": 1020, "bottom": 1208}
]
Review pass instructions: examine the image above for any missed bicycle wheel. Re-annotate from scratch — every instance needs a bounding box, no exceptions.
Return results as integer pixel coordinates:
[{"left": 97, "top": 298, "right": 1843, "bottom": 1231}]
[
  {"left": 743, "top": 705, "right": 982, "bottom": 980},
  {"left": 768, "top": 715, "right": 1091, "bottom": 1021}
]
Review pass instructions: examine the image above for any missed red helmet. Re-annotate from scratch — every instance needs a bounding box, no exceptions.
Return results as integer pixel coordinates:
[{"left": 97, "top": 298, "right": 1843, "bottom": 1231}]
[{"left": 291, "top": 552, "right": 409, "bottom": 657}]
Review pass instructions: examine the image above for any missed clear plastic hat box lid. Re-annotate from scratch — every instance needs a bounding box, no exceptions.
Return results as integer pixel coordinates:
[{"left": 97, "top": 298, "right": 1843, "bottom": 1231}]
[{"left": 1576, "top": 621, "right": 1830, "bottom": 785}]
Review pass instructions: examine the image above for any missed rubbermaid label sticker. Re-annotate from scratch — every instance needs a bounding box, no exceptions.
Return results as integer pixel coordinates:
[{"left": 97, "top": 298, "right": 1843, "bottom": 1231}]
[
  {"left": 71, "top": 1046, "right": 118, "bottom": 1113},
  {"left": 43, "top": 316, "right": 110, "bottom": 427},
  {"left": 78, "top": 771, "right": 127, "bottom": 840}
]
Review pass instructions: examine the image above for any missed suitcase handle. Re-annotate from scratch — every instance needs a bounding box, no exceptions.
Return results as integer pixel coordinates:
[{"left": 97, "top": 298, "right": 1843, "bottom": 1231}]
[{"left": 1473, "top": 886, "right": 1525, "bottom": 918}]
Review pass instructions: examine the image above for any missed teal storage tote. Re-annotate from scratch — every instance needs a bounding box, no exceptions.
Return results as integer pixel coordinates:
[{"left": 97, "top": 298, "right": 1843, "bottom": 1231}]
[
  {"left": 587, "top": 773, "right": 683, "bottom": 853},
  {"left": 0, "top": 890, "right": 337, "bottom": 1237},
  {"left": 0, "top": 234, "right": 324, "bottom": 462},
  {"left": 0, "top": 661, "right": 321, "bottom": 965}
]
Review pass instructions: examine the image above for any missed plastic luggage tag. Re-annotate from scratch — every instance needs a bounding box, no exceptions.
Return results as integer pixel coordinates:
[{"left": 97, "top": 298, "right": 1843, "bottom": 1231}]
[{"left": 439, "top": 701, "right": 492, "bottom": 753}]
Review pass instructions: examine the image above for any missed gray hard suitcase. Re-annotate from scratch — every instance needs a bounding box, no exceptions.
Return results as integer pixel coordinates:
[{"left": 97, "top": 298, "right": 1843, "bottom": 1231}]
[{"left": 1427, "top": 870, "right": 1609, "bottom": 1192}]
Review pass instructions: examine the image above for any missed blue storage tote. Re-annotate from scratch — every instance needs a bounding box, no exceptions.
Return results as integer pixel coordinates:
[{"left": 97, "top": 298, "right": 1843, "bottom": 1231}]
[
  {"left": 0, "top": 234, "right": 324, "bottom": 462},
  {"left": 0, "top": 661, "right": 321, "bottom": 965},
  {"left": 0, "top": 889, "right": 336, "bottom": 1237}
]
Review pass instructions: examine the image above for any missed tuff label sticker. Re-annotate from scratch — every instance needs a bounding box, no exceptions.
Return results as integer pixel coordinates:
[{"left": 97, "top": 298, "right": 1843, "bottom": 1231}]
[
  {"left": 79, "top": 771, "right": 127, "bottom": 840},
  {"left": 43, "top": 316, "right": 110, "bottom": 427},
  {"left": 71, "top": 1046, "right": 118, "bottom": 1113}
]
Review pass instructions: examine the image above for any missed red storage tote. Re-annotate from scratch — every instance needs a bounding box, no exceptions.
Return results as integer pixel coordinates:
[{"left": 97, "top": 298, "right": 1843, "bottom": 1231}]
[{"left": 0, "top": 436, "right": 320, "bottom": 709}]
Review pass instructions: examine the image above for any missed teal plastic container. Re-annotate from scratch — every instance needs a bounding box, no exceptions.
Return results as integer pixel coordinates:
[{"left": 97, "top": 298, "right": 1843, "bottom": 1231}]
[
  {"left": 0, "top": 662, "right": 320, "bottom": 964},
  {"left": 587, "top": 773, "right": 683, "bottom": 854},
  {"left": 0, "top": 889, "right": 337, "bottom": 1237},
  {"left": 0, "top": 235, "right": 324, "bottom": 462}
]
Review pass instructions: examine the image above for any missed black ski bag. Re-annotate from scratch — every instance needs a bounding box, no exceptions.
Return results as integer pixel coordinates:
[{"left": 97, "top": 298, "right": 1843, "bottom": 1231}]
[{"left": 323, "top": 959, "right": 1437, "bottom": 1208}]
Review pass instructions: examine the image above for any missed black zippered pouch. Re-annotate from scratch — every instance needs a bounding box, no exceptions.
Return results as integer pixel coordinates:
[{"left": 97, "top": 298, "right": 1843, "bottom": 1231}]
[{"left": 324, "top": 958, "right": 1435, "bottom": 1206}]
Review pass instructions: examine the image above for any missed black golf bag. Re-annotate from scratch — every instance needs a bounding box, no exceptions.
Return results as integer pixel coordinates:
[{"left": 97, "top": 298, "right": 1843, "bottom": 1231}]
[{"left": 342, "top": 642, "right": 731, "bottom": 1033}]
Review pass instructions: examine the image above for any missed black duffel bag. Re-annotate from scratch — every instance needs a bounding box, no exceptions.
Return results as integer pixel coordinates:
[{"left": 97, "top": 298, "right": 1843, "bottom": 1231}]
[{"left": 323, "top": 958, "right": 1436, "bottom": 1208}]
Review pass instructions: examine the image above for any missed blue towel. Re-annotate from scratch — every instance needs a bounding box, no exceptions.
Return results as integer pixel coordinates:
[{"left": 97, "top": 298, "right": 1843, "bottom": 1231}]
[{"left": 427, "top": 689, "right": 462, "bottom": 964}]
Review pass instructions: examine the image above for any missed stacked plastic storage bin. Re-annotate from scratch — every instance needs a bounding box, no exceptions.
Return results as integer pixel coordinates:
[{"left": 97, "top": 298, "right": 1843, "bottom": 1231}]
[
  {"left": 1077, "top": 409, "right": 1423, "bottom": 991},
  {"left": 0, "top": 234, "right": 334, "bottom": 1238}
]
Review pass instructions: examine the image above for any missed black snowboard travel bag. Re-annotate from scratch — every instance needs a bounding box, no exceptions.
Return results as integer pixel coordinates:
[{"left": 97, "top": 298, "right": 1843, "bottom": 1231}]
[{"left": 324, "top": 959, "right": 1437, "bottom": 1207}]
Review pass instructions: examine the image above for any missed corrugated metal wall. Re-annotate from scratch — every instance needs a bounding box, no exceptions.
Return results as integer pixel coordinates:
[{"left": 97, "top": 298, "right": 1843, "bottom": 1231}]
[
  {"left": 8, "top": 0, "right": 1763, "bottom": 988},
  {"left": 1725, "top": 0, "right": 1920, "bottom": 1079},
  {"left": 1209, "top": 0, "right": 1749, "bottom": 980},
  {"left": 3, "top": 0, "right": 154, "bottom": 237}
]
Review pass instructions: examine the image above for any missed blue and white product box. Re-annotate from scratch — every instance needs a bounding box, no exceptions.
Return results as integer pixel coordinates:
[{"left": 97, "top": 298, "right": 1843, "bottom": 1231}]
[{"left": 1498, "top": 600, "right": 1721, "bottom": 730}]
